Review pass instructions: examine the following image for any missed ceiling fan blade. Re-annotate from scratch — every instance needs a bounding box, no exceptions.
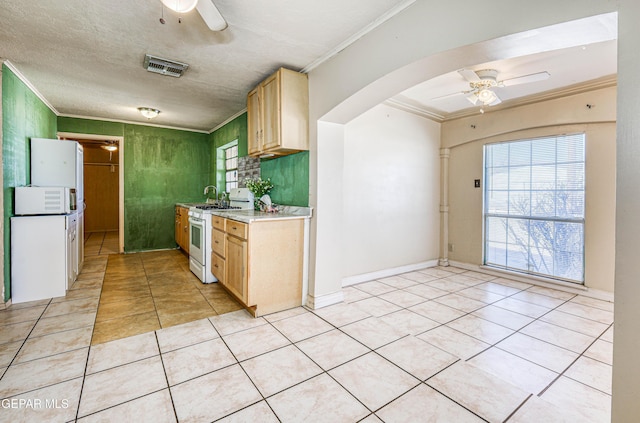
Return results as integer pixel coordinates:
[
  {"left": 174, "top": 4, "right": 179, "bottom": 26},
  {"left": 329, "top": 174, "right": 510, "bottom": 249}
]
[
  {"left": 196, "top": 0, "right": 228, "bottom": 31},
  {"left": 500, "top": 71, "right": 550, "bottom": 87},
  {"left": 430, "top": 90, "right": 470, "bottom": 101},
  {"left": 466, "top": 92, "right": 479, "bottom": 105},
  {"left": 458, "top": 69, "right": 481, "bottom": 82}
]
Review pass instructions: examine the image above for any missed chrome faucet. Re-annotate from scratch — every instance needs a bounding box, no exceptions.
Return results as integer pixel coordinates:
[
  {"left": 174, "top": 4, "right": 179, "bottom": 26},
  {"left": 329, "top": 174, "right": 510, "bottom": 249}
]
[{"left": 203, "top": 185, "right": 217, "bottom": 202}]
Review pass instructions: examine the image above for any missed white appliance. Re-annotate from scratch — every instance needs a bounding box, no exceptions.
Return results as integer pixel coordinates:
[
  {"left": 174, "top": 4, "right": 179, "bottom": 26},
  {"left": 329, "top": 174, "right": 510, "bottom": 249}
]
[
  {"left": 11, "top": 214, "right": 77, "bottom": 303},
  {"left": 30, "top": 138, "right": 84, "bottom": 206},
  {"left": 28, "top": 137, "right": 85, "bottom": 275},
  {"left": 15, "top": 186, "right": 75, "bottom": 215},
  {"left": 188, "top": 188, "right": 254, "bottom": 283}
]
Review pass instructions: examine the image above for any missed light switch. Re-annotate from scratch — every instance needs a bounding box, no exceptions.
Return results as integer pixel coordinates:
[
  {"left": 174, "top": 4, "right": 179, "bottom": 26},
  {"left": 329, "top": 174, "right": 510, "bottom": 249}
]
[{"left": 474, "top": 179, "right": 481, "bottom": 188}]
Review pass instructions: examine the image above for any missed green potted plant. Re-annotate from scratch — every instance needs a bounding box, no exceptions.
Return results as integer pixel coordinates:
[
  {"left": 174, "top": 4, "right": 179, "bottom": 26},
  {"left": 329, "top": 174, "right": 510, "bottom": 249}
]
[{"left": 244, "top": 177, "right": 274, "bottom": 210}]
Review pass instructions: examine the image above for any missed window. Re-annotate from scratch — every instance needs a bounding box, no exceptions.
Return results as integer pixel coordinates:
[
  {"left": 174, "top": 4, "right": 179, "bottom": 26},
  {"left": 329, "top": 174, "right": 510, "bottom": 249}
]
[
  {"left": 224, "top": 144, "right": 238, "bottom": 192},
  {"left": 483, "top": 134, "right": 585, "bottom": 283}
]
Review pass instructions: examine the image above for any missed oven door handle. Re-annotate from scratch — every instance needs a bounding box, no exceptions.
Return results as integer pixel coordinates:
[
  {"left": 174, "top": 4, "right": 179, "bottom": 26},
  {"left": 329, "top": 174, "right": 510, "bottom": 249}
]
[{"left": 188, "top": 217, "right": 203, "bottom": 226}]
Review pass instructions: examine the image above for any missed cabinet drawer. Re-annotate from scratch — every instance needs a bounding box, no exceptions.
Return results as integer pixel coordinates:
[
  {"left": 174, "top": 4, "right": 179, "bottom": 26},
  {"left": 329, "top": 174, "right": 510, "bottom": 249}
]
[
  {"left": 212, "top": 228, "right": 225, "bottom": 257},
  {"left": 211, "top": 215, "right": 226, "bottom": 231},
  {"left": 226, "top": 220, "right": 248, "bottom": 240},
  {"left": 211, "top": 253, "right": 225, "bottom": 283}
]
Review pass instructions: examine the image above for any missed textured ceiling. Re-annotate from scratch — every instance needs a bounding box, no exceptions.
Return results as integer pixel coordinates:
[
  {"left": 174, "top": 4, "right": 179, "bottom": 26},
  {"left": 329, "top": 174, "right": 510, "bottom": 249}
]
[
  {"left": 1, "top": 2, "right": 618, "bottom": 132},
  {"left": 0, "top": 0, "right": 412, "bottom": 132}
]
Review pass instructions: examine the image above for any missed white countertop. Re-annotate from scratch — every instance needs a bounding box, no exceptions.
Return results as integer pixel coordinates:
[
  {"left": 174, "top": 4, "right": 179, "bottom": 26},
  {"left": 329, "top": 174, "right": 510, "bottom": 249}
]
[
  {"left": 177, "top": 203, "right": 312, "bottom": 223},
  {"left": 212, "top": 206, "right": 312, "bottom": 223}
]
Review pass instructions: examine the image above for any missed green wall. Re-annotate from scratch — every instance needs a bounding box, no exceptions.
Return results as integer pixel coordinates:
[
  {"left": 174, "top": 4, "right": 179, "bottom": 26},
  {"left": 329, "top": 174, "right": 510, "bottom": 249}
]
[
  {"left": 124, "top": 125, "right": 209, "bottom": 251},
  {"left": 58, "top": 116, "right": 124, "bottom": 137},
  {"left": 2, "top": 64, "right": 57, "bottom": 301},
  {"left": 59, "top": 117, "right": 210, "bottom": 252},
  {"left": 1, "top": 71, "right": 308, "bottom": 300},
  {"left": 210, "top": 113, "right": 309, "bottom": 206},
  {"left": 210, "top": 113, "right": 247, "bottom": 187},
  {"left": 260, "top": 151, "right": 309, "bottom": 207}
]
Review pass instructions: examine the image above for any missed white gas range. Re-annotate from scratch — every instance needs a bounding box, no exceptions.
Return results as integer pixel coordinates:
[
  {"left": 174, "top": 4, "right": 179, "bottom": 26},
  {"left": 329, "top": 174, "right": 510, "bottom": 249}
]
[{"left": 188, "top": 188, "right": 254, "bottom": 283}]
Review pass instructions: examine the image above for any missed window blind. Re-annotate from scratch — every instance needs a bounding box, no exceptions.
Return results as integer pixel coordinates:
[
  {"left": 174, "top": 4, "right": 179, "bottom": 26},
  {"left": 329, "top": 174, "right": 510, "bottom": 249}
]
[{"left": 484, "top": 134, "right": 585, "bottom": 283}]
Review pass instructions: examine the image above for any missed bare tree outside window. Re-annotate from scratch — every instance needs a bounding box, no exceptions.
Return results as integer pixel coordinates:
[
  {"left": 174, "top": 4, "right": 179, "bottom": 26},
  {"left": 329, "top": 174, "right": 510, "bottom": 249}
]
[{"left": 484, "top": 134, "right": 585, "bottom": 283}]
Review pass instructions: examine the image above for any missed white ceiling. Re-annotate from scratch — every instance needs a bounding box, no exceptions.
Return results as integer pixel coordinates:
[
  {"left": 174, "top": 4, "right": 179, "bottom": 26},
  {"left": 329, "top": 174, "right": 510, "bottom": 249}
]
[
  {"left": 0, "top": 1, "right": 617, "bottom": 132},
  {"left": 0, "top": 0, "right": 412, "bottom": 132},
  {"left": 390, "top": 40, "right": 617, "bottom": 121}
]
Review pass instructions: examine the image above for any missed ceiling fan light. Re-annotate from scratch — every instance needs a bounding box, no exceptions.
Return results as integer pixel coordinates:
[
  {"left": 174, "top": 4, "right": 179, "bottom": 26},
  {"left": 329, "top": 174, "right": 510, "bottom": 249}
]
[
  {"left": 477, "top": 88, "right": 497, "bottom": 105},
  {"left": 160, "top": 0, "right": 199, "bottom": 14},
  {"left": 138, "top": 107, "right": 161, "bottom": 119}
]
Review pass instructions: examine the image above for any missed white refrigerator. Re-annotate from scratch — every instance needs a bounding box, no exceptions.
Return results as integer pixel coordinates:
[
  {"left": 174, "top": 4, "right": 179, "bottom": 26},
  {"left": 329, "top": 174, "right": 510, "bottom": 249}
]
[
  {"left": 30, "top": 138, "right": 85, "bottom": 270},
  {"left": 31, "top": 138, "right": 84, "bottom": 206}
]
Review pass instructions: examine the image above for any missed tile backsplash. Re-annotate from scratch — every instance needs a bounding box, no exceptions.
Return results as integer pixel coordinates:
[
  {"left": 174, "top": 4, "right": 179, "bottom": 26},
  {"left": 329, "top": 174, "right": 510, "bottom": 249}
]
[{"left": 238, "top": 156, "right": 260, "bottom": 187}]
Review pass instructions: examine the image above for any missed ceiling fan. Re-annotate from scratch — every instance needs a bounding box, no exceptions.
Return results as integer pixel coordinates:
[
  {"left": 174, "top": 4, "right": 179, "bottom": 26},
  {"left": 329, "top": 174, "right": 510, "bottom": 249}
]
[
  {"left": 434, "top": 68, "right": 551, "bottom": 107},
  {"left": 160, "top": 0, "right": 228, "bottom": 31}
]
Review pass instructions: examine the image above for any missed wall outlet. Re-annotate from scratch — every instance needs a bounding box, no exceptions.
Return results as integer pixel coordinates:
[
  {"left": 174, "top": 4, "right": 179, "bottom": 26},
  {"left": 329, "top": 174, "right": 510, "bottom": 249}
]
[{"left": 448, "top": 243, "right": 454, "bottom": 252}]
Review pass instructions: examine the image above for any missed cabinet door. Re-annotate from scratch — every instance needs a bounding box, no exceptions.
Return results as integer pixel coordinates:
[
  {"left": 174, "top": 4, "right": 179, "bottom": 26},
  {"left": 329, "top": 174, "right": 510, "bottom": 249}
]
[
  {"left": 261, "top": 72, "right": 281, "bottom": 151},
  {"left": 212, "top": 228, "right": 225, "bottom": 257},
  {"left": 247, "top": 87, "right": 262, "bottom": 155},
  {"left": 180, "top": 207, "right": 190, "bottom": 253},
  {"left": 211, "top": 253, "right": 225, "bottom": 283},
  {"left": 226, "top": 234, "right": 248, "bottom": 303},
  {"left": 175, "top": 207, "right": 182, "bottom": 248}
]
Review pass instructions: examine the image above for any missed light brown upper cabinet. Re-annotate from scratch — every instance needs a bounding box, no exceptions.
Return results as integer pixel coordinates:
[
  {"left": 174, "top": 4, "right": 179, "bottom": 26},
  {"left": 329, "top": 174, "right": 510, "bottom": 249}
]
[{"left": 247, "top": 68, "right": 309, "bottom": 158}]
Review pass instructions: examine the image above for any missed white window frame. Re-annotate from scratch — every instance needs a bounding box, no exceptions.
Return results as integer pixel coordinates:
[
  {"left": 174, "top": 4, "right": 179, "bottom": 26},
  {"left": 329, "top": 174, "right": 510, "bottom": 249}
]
[
  {"left": 224, "top": 144, "right": 238, "bottom": 192},
  {"left": 483, "top": 133, "right": 586, "bottom": 284}
]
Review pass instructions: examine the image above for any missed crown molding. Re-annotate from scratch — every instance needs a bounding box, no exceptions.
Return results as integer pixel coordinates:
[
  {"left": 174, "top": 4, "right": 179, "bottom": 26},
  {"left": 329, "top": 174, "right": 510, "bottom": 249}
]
[
  {"left": 3, "top": 60, "right": 59, "bottom": 116},
  {"left": 383, "top": 98, "right": 445, "bottom": 121},
  {"left": 386, "top": 75, "right": 617, "bottom": 123}
]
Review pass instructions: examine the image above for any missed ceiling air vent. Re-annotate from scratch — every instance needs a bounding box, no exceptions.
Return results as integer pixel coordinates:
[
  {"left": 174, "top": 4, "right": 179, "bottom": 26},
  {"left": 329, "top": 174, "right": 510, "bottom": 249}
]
[{"left": 143, "top": 54, "right": 189, "bottom": 77}]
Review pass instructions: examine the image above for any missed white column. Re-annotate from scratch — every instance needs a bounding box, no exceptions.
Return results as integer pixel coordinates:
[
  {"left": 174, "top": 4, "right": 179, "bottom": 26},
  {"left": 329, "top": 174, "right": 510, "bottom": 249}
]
[{"left": 438, "top": 148, "right": 450, "bottom": 267}]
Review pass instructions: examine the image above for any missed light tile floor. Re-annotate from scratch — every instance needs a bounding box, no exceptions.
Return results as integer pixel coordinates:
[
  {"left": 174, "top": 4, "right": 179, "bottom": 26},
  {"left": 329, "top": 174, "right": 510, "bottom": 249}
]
[
  {"left": 91, "top": 250, "right": 243, "bottom": 344},
  {"left": 0, "top": 266, "right": 613, "bottom": 422},
  {"left": 84, "top": 231, "right": 119, "bottom": 257}
]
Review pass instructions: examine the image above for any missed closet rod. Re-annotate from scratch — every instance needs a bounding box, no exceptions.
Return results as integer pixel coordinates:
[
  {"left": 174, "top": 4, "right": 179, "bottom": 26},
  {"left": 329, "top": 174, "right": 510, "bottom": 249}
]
[{"left": 84, "top": 163, "right": 119, "bottom": 166}]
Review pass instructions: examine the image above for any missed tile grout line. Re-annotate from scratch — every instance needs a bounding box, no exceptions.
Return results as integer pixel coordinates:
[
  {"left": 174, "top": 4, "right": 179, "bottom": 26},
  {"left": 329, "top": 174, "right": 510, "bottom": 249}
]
[
  {"left": 0, "top": 299, "right": 52, "bottom": 374},
  {"left": 73, "top": 337, "right": 93, "bottom": 421},
  {"left": 351, "top": 268, "right": 611, "bottom": 419},
  {"left": 0, "top": 263, "right": 613, "bottom": 420},
  {"left": 153, "top": 331, "right": 180, "bottom": 422},
  {"left": 87, "top": 255, "right": 108, "bottom": 347},
  {"left": 264, "top": 315, "right": 375, "bottom": 418},
  {"left": 207, "top": 318, "right": 282, "bottom": 422},
  {"left": 536, "top": 321, "right": 614, "bottom": 398}
]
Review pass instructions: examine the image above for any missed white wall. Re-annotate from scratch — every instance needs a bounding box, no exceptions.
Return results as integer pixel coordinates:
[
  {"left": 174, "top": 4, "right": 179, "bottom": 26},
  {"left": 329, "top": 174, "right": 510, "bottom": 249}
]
[
  {"left": 304, "top": 0, "right": 638, "bottom": 418},
  {"left": 342, "top": 104, "right": 440, "bottom": 280},
  {"left": 444, "top": 87, "right": 617, "bottom": 294},
  {"left": 613, "top": 0, "right": 640, "bottom": 419},
  {"left": 307, "top": 1, "right": 617, "bottom": 306},
  {"left": 305, "top": 2, "right": 623, "bottom": 307}
]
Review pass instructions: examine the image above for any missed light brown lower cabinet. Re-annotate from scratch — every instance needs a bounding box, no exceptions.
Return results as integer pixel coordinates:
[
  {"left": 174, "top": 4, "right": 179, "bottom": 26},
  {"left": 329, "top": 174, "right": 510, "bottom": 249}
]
[
  {"left": 175, "top": 206, "right": 189, "bottom": 253},
  {"left": 211, "top": 217, "right": 304, "bottom": 317},
  {"left": 225, "top": 233, "right": 248, "bottom": 302}
]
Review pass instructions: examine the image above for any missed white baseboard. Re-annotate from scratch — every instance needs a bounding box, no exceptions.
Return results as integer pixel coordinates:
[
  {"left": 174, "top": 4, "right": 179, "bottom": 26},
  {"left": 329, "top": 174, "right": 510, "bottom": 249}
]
[
  {"left": 449, "top": 260, "right": 614, "bottom": 302},
  {"left": 306, "top": 290, "right": 344, "bottom": 310},
  {"left": 342, "top": 259, "right": 439, "bottom": 287}
]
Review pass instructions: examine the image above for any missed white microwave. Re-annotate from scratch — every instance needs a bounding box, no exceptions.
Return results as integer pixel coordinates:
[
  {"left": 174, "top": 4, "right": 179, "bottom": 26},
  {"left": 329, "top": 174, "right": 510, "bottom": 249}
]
[{"left": 15, "top": 186, "right": 75, "bottom": 215}]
